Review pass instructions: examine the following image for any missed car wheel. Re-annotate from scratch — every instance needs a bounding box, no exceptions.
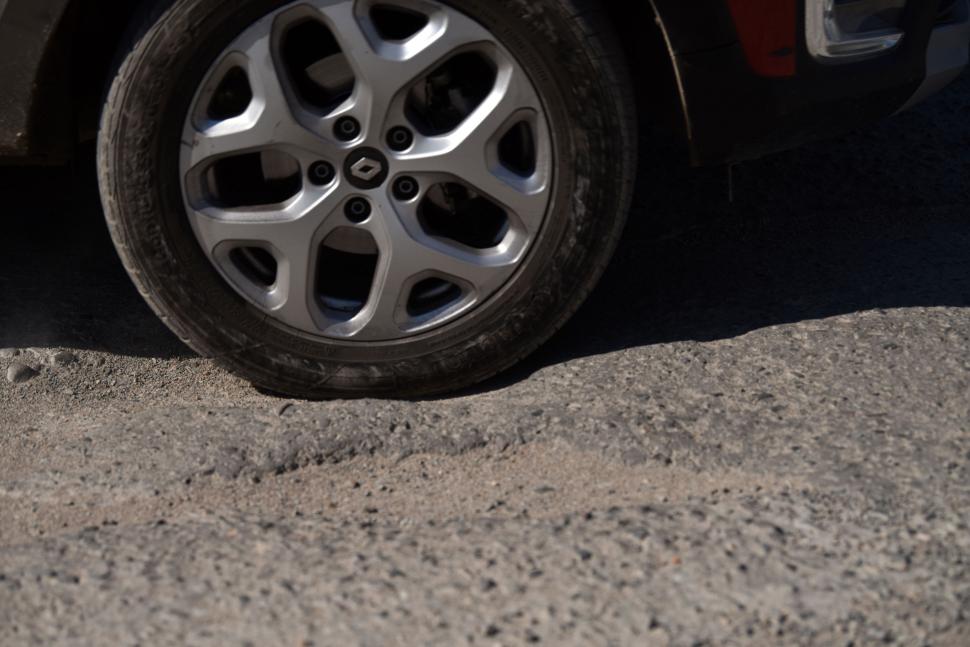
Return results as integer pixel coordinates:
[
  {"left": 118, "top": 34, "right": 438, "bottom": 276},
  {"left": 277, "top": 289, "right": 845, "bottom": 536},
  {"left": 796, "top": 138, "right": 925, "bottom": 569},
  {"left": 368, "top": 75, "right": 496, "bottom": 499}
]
[{"left": 98, "top": 0, "right": 636, "bottom": 398}]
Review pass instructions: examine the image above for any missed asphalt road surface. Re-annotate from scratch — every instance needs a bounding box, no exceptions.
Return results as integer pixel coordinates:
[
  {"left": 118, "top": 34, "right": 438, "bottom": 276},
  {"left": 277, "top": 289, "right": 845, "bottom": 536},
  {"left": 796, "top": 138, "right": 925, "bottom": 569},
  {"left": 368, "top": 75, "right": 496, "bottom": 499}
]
[{"left": 2, "top": 73, "right": 970, "bottom": 646}]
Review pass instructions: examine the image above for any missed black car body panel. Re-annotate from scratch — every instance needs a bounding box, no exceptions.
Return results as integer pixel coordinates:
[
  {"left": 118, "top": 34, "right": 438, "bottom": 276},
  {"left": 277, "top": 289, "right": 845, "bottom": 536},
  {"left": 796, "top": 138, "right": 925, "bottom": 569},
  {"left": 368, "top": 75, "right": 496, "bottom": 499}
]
[
  {"left": 652, "top": 0, "right": 959, "bottom": 164},
  {"left": 0, "top": 0, "right": 73, "bottom": 159},
  {"left": 0, "top": 0, "right": 967, "bottom": 165}
]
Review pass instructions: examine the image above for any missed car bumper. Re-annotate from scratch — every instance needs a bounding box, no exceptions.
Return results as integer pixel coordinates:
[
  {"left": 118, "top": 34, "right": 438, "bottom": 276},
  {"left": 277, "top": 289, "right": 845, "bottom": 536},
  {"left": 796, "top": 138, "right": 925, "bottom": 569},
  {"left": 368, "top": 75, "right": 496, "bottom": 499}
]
[{"left": 898, "top": 1, "right": 970, "bottom": 112}]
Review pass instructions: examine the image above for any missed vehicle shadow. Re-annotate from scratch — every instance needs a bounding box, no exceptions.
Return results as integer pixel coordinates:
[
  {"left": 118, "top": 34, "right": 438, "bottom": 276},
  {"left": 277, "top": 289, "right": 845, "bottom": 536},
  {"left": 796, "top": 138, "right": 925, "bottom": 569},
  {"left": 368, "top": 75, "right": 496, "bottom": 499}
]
[
  {"left": 0, "top": 158, "right": 190, "bottom": 359},
  {"left": 492, "top": 72, "right": 970, "bottom": 388},
  {"left": 1, "top": 75, "right": 968, "bottom": 370}
]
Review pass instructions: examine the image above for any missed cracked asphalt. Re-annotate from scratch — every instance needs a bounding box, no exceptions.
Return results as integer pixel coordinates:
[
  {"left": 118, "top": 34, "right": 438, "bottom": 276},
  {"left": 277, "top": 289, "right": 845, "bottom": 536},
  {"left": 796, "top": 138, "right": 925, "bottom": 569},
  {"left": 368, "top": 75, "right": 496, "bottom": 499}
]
[{"left": 2, "top": 74, "right": 970, "bottom": 646}]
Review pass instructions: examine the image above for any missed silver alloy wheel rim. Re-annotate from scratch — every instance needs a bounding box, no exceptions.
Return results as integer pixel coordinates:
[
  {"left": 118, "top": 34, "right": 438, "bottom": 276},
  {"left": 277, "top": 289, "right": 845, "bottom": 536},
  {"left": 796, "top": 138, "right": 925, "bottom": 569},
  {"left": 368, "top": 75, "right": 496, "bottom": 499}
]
[{"left": 179, "top": 0, "right": 553, "bottom": 341}]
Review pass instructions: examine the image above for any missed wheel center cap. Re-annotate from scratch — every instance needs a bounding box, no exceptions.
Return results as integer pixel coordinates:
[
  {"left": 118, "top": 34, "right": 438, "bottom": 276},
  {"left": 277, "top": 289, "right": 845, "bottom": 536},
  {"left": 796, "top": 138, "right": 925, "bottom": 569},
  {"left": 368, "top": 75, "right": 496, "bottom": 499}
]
[{"left": 344, "top": 147, "right": 390, "bottom": 190}]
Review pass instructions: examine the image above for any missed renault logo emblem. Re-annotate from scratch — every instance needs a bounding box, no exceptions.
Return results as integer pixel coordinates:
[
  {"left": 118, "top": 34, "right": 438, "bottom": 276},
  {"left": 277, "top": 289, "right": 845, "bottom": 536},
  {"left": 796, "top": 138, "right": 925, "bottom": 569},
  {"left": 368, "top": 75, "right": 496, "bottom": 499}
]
[
  {"left": 343, "top": 147, "right": 390, "bottom": 190},
  {"left": 351, "top": 157, "right": 383, "bottom": 181}
]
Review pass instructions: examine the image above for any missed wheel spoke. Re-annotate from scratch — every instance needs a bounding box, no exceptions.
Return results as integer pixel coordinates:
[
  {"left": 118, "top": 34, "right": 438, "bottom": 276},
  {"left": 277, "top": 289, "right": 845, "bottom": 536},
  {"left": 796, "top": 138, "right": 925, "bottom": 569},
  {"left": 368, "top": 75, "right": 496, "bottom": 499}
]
[
  {"left": 353, "top": 252, "right": 410, "bottom": 340},
  {"left": 409, "top": 238, "right": 511, "bottom": 288},
  {"left": 397, "top": 64, "right": 548, "bottom": 228},
  {"left": 191, "top": 209, "right": 300, "bottom": 254},
  {"left": 350, "top": 194, "right": 518, "bottom": 340},
  {"left": 316, "top": 1, "right": 493, "bottom": 138},
  {"left": 189, "top": 187, "right": 337, "bottom": 252},
  {"left": 192, "top": 208, "right": 319, "bottom": 331},
  {"left": 270, "top": 235, "right": 319, "bottom": 333},
  {"left": 183, "top": 26, "right": 330, "bottom": 171},
  {"left": 188, "top": 190, "right": 348, "bottom": 332},
  {"left": 388, "top": 195, "right": 517, "bottom": 286}
]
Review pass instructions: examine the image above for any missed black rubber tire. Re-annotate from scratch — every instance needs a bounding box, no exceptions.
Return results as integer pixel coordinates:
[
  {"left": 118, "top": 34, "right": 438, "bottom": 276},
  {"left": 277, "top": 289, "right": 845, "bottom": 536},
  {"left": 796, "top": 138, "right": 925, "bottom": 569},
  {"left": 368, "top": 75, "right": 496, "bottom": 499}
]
[{"left": 98, "top": 0, "right": 637, "bottom": 399}]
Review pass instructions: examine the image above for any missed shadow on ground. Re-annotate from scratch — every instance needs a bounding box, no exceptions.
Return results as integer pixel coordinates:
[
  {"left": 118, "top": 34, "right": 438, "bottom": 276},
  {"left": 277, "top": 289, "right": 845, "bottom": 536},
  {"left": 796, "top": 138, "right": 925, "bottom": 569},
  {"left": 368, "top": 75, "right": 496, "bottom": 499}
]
[
  {"left": 517, "top": 72, "right": 970, "bottom": 378},
  {"left": 1, "top": 75, "right": 968, "bottom": 368},
  {"left": 0, "top": 159, "right": 188, "bottom": 359}
]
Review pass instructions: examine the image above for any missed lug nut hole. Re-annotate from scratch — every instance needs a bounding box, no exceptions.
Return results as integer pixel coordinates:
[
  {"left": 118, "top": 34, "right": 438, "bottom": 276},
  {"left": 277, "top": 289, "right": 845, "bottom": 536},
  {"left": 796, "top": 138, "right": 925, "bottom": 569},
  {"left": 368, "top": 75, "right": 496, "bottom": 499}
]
[
  {"left": 345, "top": 197, "right": 372, "bottom": 223},
  {"left": 393, "top": 176, "right": 420, "bottom": 201},
  {"left": 335, "top": 117, "right": 361, "bottom": 141},
  {"left": 308, "top": 161, "right": 336, "bottom": 186},
  {"left": 387, "top": 126, "right": 414, "bottom": 152}
]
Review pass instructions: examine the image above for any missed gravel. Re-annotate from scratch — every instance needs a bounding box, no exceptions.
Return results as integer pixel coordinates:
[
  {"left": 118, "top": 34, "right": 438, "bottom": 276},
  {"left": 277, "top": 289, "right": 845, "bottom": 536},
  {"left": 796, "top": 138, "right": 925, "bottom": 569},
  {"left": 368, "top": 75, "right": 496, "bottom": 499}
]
[
  {"left": 49, "top": 351, "right": 77, "bottom": 367},
  {"left": 5, "top": 362, "right": 38, "bottom": 384},
  {"left": 1, "top": 74, "right": 970, "bottom": 646}
]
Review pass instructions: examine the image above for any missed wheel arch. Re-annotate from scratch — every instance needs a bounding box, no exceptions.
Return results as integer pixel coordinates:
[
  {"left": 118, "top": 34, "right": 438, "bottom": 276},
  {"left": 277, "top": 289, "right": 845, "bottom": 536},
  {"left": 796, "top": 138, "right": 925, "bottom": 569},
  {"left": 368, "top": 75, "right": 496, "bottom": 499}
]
[
  {"left": 599, "top": 0, "right": 693, "bottom": 165},
  {"left": 0, "top": 0, "right": 148, "bottom": 162}
]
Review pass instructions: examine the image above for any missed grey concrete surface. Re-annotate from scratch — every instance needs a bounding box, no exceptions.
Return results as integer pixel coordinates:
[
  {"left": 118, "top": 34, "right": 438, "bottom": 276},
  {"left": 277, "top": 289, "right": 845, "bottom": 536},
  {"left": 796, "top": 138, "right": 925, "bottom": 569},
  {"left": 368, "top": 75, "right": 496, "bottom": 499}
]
[{"left": 1, "top": 74, "right": 970, "bottom": 646}]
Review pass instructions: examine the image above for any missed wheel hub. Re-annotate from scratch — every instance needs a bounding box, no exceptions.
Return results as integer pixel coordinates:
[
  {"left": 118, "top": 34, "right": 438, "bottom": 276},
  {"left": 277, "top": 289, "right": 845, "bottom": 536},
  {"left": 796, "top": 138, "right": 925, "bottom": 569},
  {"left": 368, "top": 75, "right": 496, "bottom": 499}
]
[{"left": 344, "top": 147, "right": 390, "bottom": 190}]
